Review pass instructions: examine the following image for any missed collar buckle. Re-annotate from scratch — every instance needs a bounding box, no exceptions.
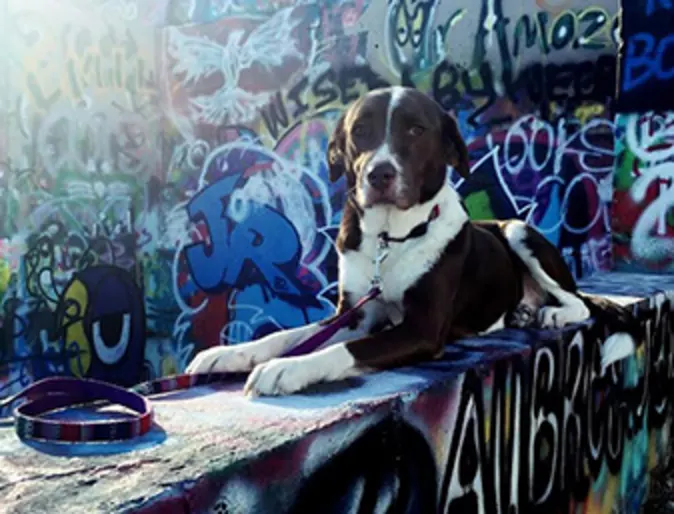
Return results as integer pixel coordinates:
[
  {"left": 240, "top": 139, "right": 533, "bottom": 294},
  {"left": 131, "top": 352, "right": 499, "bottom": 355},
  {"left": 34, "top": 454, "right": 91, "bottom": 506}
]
[{"left": 371, "top": 233, "right": 390, "bottom": 289}]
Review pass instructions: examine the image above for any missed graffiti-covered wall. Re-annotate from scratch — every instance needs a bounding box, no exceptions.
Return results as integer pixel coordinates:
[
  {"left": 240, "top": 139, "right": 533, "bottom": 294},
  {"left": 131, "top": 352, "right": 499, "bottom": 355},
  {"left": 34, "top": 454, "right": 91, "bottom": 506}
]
[
  {"left": 0, "top": 0, "right": 621, "bottom": 396},
  {"left": 0, "top": 0, "right": 161, "bottom": 394},
  {"left": 613, "top": 0, "right": 674, "bottom": 273}
]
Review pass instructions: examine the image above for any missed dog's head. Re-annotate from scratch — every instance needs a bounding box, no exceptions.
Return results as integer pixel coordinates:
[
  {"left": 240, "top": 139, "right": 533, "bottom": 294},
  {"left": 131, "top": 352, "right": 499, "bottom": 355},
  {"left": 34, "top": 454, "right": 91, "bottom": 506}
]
[{"left": 327, "top": 86, "right": 470, "bottom": 210}]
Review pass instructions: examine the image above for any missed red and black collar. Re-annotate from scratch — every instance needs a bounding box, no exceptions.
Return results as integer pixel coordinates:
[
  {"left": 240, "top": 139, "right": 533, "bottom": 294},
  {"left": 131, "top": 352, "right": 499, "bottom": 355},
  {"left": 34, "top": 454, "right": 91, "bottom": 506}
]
[
  {"left": 346, "top": 192, "right": 441, "bottom": 244},
  {"left": 379, "top": 204, "right": 440, "bottom": 244}
]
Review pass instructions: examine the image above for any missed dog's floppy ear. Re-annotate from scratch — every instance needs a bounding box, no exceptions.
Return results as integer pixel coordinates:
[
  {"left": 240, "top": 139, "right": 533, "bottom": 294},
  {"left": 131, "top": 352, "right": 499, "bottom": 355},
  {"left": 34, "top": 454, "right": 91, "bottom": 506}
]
[
  {"left": 442, "top": 112, "right": 471, "bottom": 179},
  {"left": 327, "top": 113, "right": 347, "bottom": 183}
]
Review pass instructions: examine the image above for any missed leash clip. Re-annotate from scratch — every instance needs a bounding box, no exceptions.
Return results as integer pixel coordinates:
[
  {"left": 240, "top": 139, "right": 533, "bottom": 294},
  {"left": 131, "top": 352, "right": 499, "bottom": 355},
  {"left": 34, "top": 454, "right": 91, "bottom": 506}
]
[{"left": 371, "top": 233, "right": 390, "bottom": 289}]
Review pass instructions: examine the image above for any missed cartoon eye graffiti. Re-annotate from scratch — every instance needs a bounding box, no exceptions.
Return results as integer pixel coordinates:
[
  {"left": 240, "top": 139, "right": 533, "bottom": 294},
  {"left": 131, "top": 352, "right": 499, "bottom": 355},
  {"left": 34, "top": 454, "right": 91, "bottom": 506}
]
[
  {"left": 92, "top": 312, "right": 132, "bottom": 365},
  {"left": 395, "top": 3, "right": 410, "bottom": 45},
  {"left": 411, "top": 4, "right": 425, "bottom": 46},
  {"left": 57, "top": 265, "right": 145, "bottom": 388},
  {"left": 393, "top": 0, "right": 429, "bottom": 48}
]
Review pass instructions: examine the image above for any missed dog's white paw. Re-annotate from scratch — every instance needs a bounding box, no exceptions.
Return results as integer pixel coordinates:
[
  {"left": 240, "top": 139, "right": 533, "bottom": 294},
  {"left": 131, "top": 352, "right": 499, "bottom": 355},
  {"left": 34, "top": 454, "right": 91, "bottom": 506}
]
[
  {"left": 243, "top": 344, "right": 360, "bottom": 397},
  {"left": 186, "top": 344, "right": 260, "bottom": 374},
  {"left": 507, "top": 303, "right": 537, "bottom": 328},
  {"left": 244, "top": 357, "right": 314, "bottom": 397},
  {"left": 538, "top": 303, "right": 590, "bottom": 329}
]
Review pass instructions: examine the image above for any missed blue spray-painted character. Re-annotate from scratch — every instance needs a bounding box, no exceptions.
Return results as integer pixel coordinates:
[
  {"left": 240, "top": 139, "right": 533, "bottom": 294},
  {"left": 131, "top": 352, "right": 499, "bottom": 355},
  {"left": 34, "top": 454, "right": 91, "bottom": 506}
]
[{"left": 184, "top": 156, "right": 334, "bottom": 341}]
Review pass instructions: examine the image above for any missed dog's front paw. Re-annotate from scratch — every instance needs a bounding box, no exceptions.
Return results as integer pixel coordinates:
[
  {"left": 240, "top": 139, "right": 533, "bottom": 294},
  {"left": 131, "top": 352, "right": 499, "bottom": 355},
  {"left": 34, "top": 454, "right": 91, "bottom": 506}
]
[
  {"left": 537, "top": 304, "right": 590, "bottom": 329},
  {"left": 506, "top": 304, "right": 537, "bottom": 328},
  {"left": 186, "top": 344, "right": 259, "bottom": 374},
  {"left": 243, "top": 357, "right": 314, "bottom": 397}
]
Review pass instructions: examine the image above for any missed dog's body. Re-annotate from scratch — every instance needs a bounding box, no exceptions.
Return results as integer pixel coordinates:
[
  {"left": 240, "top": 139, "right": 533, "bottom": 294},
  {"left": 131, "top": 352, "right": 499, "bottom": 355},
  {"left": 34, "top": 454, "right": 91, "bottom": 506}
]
[{"left": 187, "top": 86, "right": 631, "bottom": 396}]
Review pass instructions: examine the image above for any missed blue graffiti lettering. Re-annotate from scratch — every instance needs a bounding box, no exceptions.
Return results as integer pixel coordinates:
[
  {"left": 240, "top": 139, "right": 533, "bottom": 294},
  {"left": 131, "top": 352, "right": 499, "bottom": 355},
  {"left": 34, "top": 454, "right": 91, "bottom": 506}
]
[
  {"left": 224, "top": 205, "right": 305, "bottom": 299},
  {"left": 646, "top": 0, "right": 673, "bottom": 16},
  {"left": 184, "top": 174, "right": 239, "bottom": 291},
  {"left": 623, "top": 34, "right": 655, "bottom": 92},
  {"left": 659, "top": 34, "right": 674, "bottom": 81},
  {"left": 185, "top": 176, "right": 319, "bottom": 307},
  {"left": 622, "top": 32, "right": 674, "bottom": 92}
]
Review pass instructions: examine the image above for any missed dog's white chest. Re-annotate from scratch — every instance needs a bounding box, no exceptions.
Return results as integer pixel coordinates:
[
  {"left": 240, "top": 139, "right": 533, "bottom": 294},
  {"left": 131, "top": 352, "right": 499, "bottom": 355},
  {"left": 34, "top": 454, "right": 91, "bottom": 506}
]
[
  {"left": 339, "top": 237, "right": 437, "bottom": 304},
  {"left": 337, "top": 185, "right": 468, "bottom": 321}
]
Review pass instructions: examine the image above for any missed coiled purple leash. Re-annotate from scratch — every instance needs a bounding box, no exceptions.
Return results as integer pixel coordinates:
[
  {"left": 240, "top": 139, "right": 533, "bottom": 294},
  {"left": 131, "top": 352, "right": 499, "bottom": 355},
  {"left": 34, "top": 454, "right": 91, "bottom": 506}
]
[{"left": 0, "top": 372, "right": 232, "bottom": 443}]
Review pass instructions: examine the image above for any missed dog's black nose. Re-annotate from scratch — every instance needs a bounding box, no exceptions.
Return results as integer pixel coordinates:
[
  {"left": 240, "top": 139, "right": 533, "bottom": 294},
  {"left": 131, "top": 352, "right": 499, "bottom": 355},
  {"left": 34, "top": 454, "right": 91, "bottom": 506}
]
[{"left": 368, "top": 163, "right": 395, "bottom": 191}]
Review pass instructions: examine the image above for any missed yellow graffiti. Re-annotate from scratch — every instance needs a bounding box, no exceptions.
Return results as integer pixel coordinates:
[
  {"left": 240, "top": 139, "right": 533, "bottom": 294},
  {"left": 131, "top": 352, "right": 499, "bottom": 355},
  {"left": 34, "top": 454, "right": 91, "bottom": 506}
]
[
  {"left": 161, "top": 355, "right": 179, "bottom": 377},
  {"left": 436, "top": 8, "right": 468, "bottom": 59},
  {"left": 68, "top": 39, "right": 154, "bottom": 98},
  {"left": 648, "top": 434, "right": 658, "bottom": 472},
  {"left": 599, "top": 474, "right": 619, "bottom": 513},
  {"left": 574, "top": 103, "right": 606, "bottom": 125},
  {"left": 544, "top": 6, "right": 619, "bottom": 52},
  {"left": 60, "top": 278, "right": 92, "bottom": 377},
  {"left": 393, "top": 0, "right": 428, "bottom": 48},
  {"left": 0, "top": 261, "right": 10, "bottom": 298},
  {"left": 19, "top": 21, "right": 155, "bottom": 110}
]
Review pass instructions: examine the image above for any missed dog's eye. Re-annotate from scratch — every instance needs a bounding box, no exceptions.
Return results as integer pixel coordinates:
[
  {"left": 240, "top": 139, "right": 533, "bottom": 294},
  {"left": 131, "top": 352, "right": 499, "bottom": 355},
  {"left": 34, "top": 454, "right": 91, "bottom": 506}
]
[
  {"left": 408, "top": 125, "right": 425, "bottom": 137},
  {"left": 352, "top": 124, "right": 368, "bottom": 138}
]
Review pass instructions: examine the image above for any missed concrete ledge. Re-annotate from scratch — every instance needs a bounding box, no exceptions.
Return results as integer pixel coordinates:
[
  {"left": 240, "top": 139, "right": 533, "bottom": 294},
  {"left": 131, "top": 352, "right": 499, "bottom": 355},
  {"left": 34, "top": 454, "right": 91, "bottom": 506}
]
[{"left": 1, "top": 272, "right": 673, "bottom": 514}]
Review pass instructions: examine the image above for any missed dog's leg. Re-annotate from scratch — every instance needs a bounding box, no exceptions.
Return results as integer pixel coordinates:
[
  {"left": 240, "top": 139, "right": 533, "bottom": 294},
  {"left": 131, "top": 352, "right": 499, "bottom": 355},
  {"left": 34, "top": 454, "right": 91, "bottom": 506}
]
[
  {"left": 503, "top": 221, "right": 637, "bottom": 370},
  {"left": 503, "top": 221, "right": 590, "bottom": 329},
  {"left": 243, "top": 318, "right": 442, "bottom": 397},
  {"left": 244, "top": 279, "right": 455, "bottom": 397},
  {"left": 243, "top": 236, "right": 470, "bottom": 396},
  {"left": 186, "top": 323, "right": 325, "bottom": 374},
  {"left": 479, "top": 314, "right": 506, "bottom": 334},
  {"left": 507, "top": 273, "right": 546, "bottom": 329},
  {"left": 186, "top": 299, "right": 382, "bottom": 375}
]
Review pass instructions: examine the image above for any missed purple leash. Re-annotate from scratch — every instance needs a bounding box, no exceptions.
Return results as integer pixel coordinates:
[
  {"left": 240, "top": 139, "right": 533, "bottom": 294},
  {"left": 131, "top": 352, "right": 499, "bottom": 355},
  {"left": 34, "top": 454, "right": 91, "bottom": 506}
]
[
  {"left": 0, "top": 372, "right": 234, "bottom": 443},
  {"left": 282, "top": 233, "right": 391, "bottom": 358},
  {"left": 282, "top": 286, "right": 382, "bottom": 357}
]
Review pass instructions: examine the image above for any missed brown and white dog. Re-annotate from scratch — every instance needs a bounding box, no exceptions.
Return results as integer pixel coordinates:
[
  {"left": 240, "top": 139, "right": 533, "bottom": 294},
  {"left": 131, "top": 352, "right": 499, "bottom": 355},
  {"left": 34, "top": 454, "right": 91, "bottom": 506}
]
[{"left": 186, "top": 86, "right": 634, "bottom": 397}]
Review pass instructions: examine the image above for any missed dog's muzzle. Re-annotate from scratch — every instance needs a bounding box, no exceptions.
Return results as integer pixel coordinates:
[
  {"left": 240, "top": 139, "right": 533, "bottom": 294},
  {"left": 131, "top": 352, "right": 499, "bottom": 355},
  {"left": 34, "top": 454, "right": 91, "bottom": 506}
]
[{"left": 367, "top": 163, "right": 396, "bottom": 192}]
